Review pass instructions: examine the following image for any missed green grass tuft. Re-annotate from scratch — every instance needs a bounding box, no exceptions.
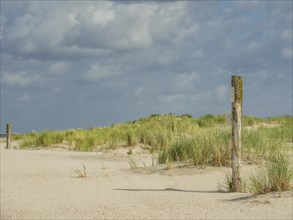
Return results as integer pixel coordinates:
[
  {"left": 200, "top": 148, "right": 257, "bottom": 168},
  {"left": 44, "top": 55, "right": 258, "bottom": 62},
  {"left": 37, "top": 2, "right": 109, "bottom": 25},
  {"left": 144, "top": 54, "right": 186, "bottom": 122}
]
[{"left": 247, "top": 154, "right": 292, "bottom": 195}]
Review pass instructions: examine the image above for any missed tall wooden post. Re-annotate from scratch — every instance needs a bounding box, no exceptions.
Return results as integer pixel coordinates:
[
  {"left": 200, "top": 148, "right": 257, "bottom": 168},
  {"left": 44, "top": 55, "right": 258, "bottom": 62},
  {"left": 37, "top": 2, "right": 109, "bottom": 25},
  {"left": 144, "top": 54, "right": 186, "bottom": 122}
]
[
  {"left": 6, "top": 123, "right": 12, "bottom": 149},
  {"left": 231, "top": 76, "right": 243, "bottom": 192}
]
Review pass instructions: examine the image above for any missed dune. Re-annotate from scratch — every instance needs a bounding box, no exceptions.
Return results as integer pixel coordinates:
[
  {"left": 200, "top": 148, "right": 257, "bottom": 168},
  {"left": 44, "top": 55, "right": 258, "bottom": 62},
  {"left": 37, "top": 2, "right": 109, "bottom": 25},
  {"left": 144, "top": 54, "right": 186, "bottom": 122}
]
[{"left": 1, "top": 141, "right": 292, "bottom": 219}]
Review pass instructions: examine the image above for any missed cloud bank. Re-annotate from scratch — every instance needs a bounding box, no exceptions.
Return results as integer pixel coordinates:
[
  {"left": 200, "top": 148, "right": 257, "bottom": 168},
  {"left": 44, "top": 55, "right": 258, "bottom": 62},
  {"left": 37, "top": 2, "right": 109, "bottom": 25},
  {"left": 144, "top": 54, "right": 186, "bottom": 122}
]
[{"left": 1, "top": 1, "right": 292, "bottom": 132}]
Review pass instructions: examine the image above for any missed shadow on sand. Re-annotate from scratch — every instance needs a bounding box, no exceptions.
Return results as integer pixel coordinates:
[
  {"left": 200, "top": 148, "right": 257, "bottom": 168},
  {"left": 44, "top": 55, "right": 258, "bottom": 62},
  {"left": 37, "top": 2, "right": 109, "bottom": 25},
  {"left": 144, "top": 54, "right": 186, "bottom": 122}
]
[
  {"left": 114, "top": 188, "right": 220, "bottom": 193},
  {"left": 114, "top": 188, "right": 255, "bottom": 202}
]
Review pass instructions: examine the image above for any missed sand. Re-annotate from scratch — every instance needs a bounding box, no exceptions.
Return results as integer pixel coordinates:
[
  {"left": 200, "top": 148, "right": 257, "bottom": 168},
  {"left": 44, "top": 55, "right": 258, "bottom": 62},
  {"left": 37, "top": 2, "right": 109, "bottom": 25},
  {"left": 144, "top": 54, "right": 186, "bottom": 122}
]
[{"left": 1, "top": 141, "right": 292, "bottom": 220}]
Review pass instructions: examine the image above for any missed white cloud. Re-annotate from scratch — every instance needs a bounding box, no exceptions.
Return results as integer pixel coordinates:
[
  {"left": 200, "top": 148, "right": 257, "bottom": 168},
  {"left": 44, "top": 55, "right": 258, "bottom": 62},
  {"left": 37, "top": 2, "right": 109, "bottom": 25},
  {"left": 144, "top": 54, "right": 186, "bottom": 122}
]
[
  {"left": 3, "top": 3, "right": 105, "bottom": 58},
  {"left": 247, "top": 41, "right": 260, "bottom": 51},
  {"left": 50, "top": 62, "right": 71, "bottom": 75},
  {"left": 2, "top": 1, "right": 198, "bottom": 60},
  {"left": 52, "top": 45, "right": 112, "bottom": 58},
  {"left": 174, "top": 23, "right": 200, "bottom": 43},
  {"left": 282, "top": 48, "right": 293, "bottom": 59},
  {"left": 85, "top": 64, "right": 119, "bottom": 82},
  {"left": 61, "top": 1, "right": 199, "bottom": 51},
  {"left": 175, "top": 72, "right": 201, "bottom": 89},
  {"left": 63, "top": 3, "right": 155, "bottom": 50},
  {"left": 19, "top": 94, "right": 31, "bottom": 102},
  {"left": 87, "top": 5, "right": 115, "bottom": 26},
  {"left": 282, "top": 29, "right": 292, "bottom": 40},
  {"left": 2, "top": 72, "right": 41, "bottom": 87},
  {"left": 7, "top": 13, "right": 35, "bottom": 39},
  {"left": 0, "top": 16, "right": 5, "bottom": 40}
]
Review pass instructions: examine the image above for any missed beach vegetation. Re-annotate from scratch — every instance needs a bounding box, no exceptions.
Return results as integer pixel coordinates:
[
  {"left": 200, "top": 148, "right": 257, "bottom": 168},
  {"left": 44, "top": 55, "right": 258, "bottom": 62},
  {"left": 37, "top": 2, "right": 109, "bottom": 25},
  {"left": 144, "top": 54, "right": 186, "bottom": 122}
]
[{"left": 15, "top": 114, "right": 292, "bottom": 167}]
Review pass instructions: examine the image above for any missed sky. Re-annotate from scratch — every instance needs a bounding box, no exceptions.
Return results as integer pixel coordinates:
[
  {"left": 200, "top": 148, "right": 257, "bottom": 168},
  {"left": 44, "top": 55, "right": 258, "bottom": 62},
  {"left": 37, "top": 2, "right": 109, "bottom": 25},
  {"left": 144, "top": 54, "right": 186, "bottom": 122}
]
[{"left": 0, "top": 0, "right": 292, "bottom": 133}]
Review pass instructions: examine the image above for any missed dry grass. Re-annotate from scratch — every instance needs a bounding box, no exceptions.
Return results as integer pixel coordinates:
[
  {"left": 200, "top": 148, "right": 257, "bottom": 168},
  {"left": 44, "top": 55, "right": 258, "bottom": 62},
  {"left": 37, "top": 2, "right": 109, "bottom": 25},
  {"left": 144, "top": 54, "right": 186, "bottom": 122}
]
[{"left": 73, "top": 163, "right": 87, "bottom": 178}]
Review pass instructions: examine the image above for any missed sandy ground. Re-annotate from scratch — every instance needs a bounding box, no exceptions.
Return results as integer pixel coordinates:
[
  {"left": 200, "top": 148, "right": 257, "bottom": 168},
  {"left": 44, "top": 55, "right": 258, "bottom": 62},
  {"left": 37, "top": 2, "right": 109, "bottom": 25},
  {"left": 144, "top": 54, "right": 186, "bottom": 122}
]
[{"left": 1, "top": 141, "right": 292, "bottom": 220}]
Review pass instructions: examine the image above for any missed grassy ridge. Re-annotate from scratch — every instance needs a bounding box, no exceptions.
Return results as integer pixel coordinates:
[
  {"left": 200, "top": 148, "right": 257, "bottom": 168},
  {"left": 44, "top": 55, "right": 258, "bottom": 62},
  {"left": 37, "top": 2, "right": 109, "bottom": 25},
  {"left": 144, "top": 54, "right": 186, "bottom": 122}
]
[{"left": 14, "top": 114, "right": 292, "bottom": 167}]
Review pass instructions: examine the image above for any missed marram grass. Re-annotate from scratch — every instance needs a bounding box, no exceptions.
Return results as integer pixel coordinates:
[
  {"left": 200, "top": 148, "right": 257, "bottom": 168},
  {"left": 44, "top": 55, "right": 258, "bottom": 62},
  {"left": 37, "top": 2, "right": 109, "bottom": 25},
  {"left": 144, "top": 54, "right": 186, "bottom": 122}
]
[
  {"left": 221, "top": 153, "right": 292, "bottom": 194},
  {"left": 15, "top": 114, "right": 292, "bottom": 168}
]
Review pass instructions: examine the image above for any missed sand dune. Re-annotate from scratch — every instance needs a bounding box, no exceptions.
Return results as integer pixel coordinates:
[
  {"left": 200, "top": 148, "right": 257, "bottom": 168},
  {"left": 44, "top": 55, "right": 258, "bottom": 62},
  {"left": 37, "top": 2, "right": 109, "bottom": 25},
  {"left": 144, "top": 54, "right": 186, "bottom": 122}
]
[{"left": 1, "top": 142, "right": 292, "bottom": 219}]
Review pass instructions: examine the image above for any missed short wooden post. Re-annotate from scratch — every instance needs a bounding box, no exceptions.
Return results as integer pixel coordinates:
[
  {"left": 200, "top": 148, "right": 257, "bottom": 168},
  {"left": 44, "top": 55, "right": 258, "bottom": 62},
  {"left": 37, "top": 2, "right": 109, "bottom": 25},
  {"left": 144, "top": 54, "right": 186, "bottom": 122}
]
[
  {"left": 6, "top": 123, "right": 12, "bottom": 149},
  {"left": 231, "top": 76, "right": 243, "bottom": 192}
]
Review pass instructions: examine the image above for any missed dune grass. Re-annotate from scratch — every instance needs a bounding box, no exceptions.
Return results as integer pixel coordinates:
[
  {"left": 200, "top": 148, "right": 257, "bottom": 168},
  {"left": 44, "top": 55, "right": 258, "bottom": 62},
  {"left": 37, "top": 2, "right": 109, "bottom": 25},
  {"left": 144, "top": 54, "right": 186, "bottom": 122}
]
[
  {"left": 266, "top": 154, "right": 293, "bottom": 192},
  {"left": 14, "top": 113, "right": 292, "bottom": 194},
  {"left": 158, "top": 128, "right": 231, "bottom": 166},
  {"left": 221, "top": 153, "right": 292, "bottom": 195},
  {"left": 248, "top": 153, "right": 292, "bottom": 195},
  {"left": 16, "top": 114, "right": 292, "bottom": 166}
]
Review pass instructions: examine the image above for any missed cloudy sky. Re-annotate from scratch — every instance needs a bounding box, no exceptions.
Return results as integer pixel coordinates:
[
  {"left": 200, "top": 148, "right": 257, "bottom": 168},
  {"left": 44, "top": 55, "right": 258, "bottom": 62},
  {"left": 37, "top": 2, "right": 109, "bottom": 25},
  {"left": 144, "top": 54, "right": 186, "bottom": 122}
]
[{"left": 0, "top": 0, "right": 292, "bottom": 133}]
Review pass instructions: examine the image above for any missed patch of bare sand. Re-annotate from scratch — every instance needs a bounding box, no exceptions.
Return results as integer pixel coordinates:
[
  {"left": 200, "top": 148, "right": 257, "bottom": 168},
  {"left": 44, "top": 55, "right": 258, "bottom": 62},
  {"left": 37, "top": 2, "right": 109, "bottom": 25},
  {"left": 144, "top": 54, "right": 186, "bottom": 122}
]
[{"left": 1, "top": 142, "right": 292, "bottom": 220}]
